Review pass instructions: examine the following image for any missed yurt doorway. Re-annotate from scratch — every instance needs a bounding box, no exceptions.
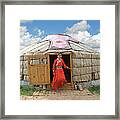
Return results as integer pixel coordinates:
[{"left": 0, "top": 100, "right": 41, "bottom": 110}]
[{"left": 49, "top": 54, "right": 71, "bottom": 83}]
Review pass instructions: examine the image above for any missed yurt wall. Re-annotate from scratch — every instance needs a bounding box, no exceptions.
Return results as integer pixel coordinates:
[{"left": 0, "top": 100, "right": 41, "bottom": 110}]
[
  {"left": 72, "top": 51, "right": 100, "bottom": 84},
  {"left": 20, "top": 55, "right": 29, "bottom": 81},
  {"left": 20, "top": 51, "right": 100, "bottom": 87}
]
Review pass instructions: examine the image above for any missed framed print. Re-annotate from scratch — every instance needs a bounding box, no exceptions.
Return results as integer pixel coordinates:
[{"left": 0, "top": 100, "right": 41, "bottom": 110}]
[{"left": 0, "top": 0, "right": 119, "bottom": 119}]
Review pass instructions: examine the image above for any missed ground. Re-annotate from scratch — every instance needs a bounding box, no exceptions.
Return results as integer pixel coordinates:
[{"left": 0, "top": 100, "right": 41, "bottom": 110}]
[{"left": 20, "top": 89, "right": 100, "bottom": 100}]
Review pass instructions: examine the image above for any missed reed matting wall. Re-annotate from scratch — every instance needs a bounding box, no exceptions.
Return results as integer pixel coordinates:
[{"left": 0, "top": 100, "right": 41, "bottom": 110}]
[{"left": 20, "top": 51, "right": 100, "bottom": 85}]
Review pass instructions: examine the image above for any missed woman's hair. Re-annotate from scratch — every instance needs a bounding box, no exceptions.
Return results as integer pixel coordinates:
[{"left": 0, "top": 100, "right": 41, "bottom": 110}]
[{"left": 57, "top": 52, "right": 62, "bottom": 56}]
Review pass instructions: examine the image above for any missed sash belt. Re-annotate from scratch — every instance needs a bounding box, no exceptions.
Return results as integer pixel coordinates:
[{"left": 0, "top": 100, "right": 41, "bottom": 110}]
[{"left": 56, "top": 66, "right": 63, "bottom": 69}]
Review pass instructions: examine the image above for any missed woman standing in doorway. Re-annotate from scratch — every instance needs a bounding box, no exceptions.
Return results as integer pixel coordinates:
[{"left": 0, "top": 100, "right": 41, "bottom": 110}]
[{"left": 51, "top": 53, "right": 70, "bottom": 93}]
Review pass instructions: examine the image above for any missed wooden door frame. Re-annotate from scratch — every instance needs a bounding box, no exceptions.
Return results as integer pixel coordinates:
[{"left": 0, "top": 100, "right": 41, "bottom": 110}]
[{"left": 47, "top": 53, "right": 51, "bottom": 84}]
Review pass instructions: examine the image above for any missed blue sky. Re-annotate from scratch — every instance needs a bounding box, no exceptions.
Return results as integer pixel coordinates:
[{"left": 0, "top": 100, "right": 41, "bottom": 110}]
[
  {"left": 20, "top": 20, "right": 100, "bottom": 51},
  {"left": 20, "top": 20, "right": 100, "bottom": 36}
]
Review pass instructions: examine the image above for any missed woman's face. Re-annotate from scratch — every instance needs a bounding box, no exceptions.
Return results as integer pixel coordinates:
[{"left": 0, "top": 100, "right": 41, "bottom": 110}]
[{"left": 57, "top": 54, "right": 62, "bottom": 59}]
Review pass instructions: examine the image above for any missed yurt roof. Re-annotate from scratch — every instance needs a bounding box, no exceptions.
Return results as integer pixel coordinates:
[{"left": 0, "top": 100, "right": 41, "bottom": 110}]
[{"left": 20, "top": 34, "right": 97, "bottom": 55}]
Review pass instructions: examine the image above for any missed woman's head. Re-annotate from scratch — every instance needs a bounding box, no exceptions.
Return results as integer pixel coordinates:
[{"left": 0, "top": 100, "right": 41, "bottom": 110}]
[{"left": 57, "top": 52, "right": 62, "bottom": 59}]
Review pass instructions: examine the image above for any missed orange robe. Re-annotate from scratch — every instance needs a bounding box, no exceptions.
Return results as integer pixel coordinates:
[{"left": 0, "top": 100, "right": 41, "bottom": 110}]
[{"left": 51, "top": 58, "right": 67, "bottom": 91}]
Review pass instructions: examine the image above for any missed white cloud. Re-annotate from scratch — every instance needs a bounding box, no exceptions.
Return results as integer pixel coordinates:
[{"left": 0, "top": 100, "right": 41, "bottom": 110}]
[
  {"left": 86, "top": 33, "right": 100, "bottom": 49},
  {"left": 37, "top": 29, "right": 44, "bottom": 38},
  {"left": 68, "top": 31, "right": 100, "bottom": 51},
  {"left": 70, "top": 31, "right": 91, "bottom": 42},
  {"left": 20, "top": 26, "right": 44, "bottom": 49},
  {"left": 66, "top": 20, "right": 100, "bottom": 51},
  {"left": 66, "top": 20, "right": 90, "bottom": 34}
]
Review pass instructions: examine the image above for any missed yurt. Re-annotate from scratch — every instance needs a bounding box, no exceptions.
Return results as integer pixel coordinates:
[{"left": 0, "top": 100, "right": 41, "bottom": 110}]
[{"left": 20, "top": 34, "right": 100, "bottom": 89}]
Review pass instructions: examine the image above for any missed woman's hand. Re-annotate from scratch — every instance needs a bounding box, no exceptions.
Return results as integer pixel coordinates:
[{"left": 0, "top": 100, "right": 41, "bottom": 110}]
[
  {"left": 53, "top": 70, "right": 55, "bottom": 75},
  {"left": 67, "top": 66, "right": 70, "bottom": 69}
]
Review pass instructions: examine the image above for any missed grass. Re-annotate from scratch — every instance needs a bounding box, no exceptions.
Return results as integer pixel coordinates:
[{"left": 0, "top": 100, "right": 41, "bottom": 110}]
[
  {"left": 20, "top": 85, "right": 38, "bottom": 96},
  {"left": 88, "top": 85, "right": 100, "bottom": 95},
  {"left": 20, "top": 85, "right": 52, "bottom": 96}
]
